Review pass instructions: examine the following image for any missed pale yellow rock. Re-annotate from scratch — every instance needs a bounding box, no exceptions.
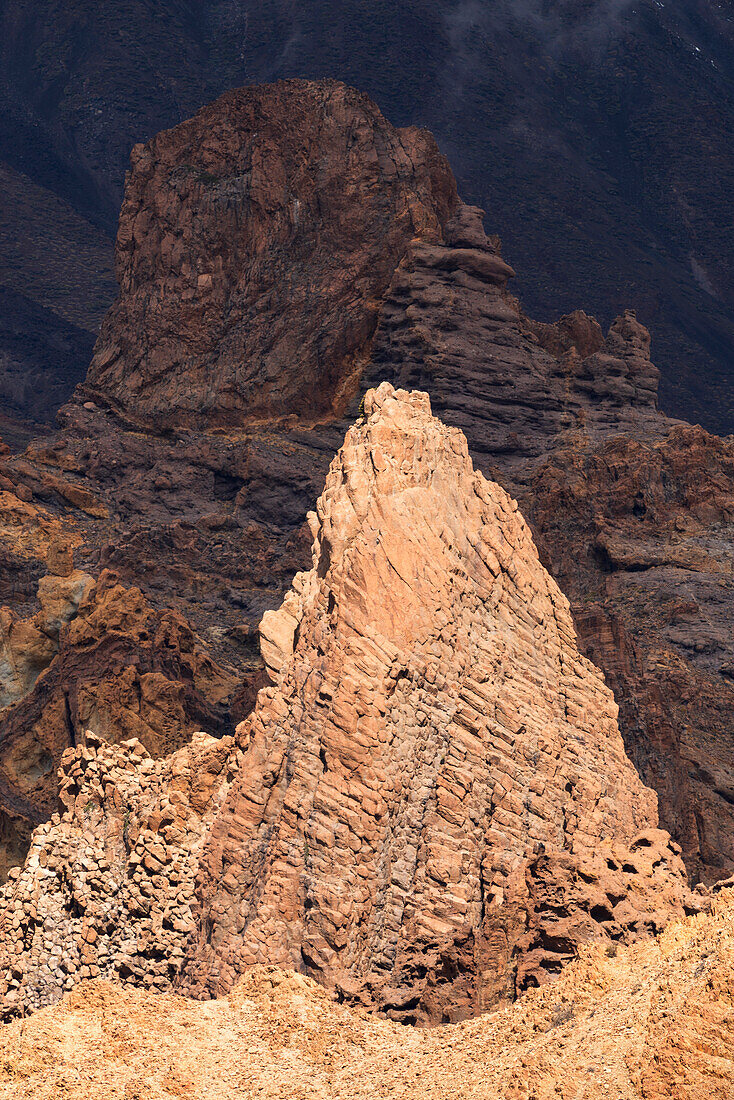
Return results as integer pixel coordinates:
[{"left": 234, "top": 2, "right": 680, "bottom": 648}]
[{"left": 1, "top": 891, "right": 733, "bottom": 1100}]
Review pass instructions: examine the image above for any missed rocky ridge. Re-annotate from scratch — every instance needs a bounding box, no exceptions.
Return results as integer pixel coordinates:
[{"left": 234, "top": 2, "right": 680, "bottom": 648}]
[{"left": 0, "top": 386, "right": 696, "bottom": 1023}]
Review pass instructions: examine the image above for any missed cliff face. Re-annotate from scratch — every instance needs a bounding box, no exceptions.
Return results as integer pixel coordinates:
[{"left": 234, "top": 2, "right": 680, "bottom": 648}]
[
  {"left": 83, "top": 80, "right": 458, "bottom": 427},
  {"left": 182, "top": 384, "right": 693, "bottom": 1021},
  {"left": 0, "top": 386, "right": 695, "bottom": 1023},
  {"left": 356, "top": 206, "right": 734, "bottom": 883},
  {"left": 3, "top": 2, "right": 734, "bottom": 438}
]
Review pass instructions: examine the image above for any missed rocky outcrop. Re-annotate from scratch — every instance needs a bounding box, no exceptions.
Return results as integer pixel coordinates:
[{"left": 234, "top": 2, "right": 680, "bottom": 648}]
[
  {"left": 181, "top": 384, "right": 693, "bottom": 1021},
  {"left": 358, "top": 202, "right": 734, "bottom": 884},
  {"left": 0, "top": 386, "right": 696, "bottom": 1022},
  {"left": 0, "top": 565, "right": 93, "bottom": 709},
  {"left": 83, "top": 80, "right": 458, "bottom": 428},
  {"left": 0, "top": 80, "right": 731, "bottom": 895},
  {"left": 0, "top": 567, "right": 244, "bottom": 882},
  {"left": 0, "top": 730, "right": 232, "bottom": 1019},
  {"left": 364, "top": 219, "right": 665, "bottom": 470},
  {"left": 527, "top": 424, "right": 734, "bottom": 882},
  {"left": 4, "top": 2, "right": 734, "bottom": 441}
]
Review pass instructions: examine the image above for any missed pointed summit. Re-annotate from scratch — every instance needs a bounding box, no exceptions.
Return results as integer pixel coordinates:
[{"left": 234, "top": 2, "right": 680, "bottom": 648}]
[{"left": 182, "top": 384, "right": 693, "bottom": 1021}]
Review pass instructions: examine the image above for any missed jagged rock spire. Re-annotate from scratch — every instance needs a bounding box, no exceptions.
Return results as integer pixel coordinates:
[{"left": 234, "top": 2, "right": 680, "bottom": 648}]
[{"left": 182, "top": 384, "right": 693, "bottom": 1021}]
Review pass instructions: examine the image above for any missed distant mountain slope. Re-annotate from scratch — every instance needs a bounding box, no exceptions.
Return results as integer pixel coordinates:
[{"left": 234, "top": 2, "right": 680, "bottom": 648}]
[{"left": 0, "top": 0, "right": 733, "bottom": 434}]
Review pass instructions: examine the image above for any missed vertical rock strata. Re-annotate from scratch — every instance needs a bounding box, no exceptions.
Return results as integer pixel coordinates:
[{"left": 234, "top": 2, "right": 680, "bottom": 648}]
[{"left": 183, "top": 384, "right": 692, "bottom": 1021}]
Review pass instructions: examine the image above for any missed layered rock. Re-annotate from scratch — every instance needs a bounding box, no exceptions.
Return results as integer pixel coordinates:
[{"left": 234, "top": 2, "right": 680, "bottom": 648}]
[
  {"left": 528, "top": 426, "right": 734, "bottom": 881},
  {"left": 0, "top": 565, "right": 244, "bottom": 882},
  {"left": 181, "top": 384, "right": 693, "bottom": 1021},
  {"left": 358, "top": 204, "right": 734, "bottom": 882},
  {"left": 0, "top": 422, "right": 274, "bottom": 877},
  {"left": 0, "top": 729, "right": 232, "bottom": 1019},
  {"left": 0, "top": 80, "right": 731, "bottom": 894}
]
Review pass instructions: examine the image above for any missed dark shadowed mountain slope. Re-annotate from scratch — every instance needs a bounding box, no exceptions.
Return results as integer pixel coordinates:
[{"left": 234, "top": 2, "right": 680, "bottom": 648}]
[{"left": 0, "top": 0, "right": 733, "bottom": 434}]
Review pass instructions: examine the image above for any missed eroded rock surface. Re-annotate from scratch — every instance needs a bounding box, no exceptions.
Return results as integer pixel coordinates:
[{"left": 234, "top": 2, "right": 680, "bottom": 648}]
[
  {"left": 359, "top": 205, "right": 734, "bottom": 883},
  {"left": 181, "top": 384, "right": 693, "bottom": 1022},
  {"left": 0, "top": 557, "right": 245, "bottom": 880},
  {"left": 0, "top": 730, "right": 232, "bottom": 1019},
  {"left": 83, "top": 79, "right": 458, "bottom": 427},
  {"left": 0, "top": 80, "right": 731, "bottom": 893},
  {"left": 3, "top": 891, "right": 734, "bottom": 1100}
]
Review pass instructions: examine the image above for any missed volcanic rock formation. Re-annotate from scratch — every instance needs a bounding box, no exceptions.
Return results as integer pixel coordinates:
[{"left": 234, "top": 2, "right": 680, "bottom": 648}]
[
  {"left": 4, "top": 2, "right": 734, "bottom": 439},
  {"left": 181, "top": 383, "right": 694, "bottom": 1021},
  {"left": 0, "top": 729, "right": 233, "bottom": 1019},
  {"left": 0, "top": 79, "right": 731, "bottom": 895},
  {"left": 83, "top": 81, "right": 458, "bottom": 427},
  {"left": 358, "top": 204, "right": 734, "bottom": 882},
  {"left": 0, "top": 386, "right": 696, "bottom": 1023}
]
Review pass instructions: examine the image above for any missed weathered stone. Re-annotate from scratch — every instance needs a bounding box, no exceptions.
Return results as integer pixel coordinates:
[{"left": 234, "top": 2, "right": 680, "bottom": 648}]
[
  {"left": 0, "top": 730, "right": 232, "bottom": 1019},
  {"left": 82, "top": 80, "right": 458, "bottom": 429},
  {"left": 0, "top": 81, "right": 730, "bottom": 892},
  {"left": 179, "top": 385, "right": 694, "bottom": 1022}
]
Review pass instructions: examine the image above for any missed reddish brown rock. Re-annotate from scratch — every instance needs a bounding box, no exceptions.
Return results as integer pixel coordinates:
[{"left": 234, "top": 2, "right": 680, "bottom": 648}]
[
  {"left": 527, "top": 425, "right": 734, "bottom": 883},
  {"left": 0, "top": 78, "right": 731, "bottom": 900},
  {"left": 83, "top": 79, "right": 458, "bottom": 428},
  {"left": 0, "top": 386, "right": 696, "bottom": 1022},
  {"left": 358, "top": 210, "right": 734, "bottom": 885},
  {"left": 0, "top": 570, "right": 243, "bottom": 881}
]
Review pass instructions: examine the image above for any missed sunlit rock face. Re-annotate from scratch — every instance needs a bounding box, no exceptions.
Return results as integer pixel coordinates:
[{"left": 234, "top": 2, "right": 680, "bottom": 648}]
[
  {"left": 0, "top": 386, "right": 696, "bottom": 1024},
  {"left": 182, "top": 384, "right": 694, "bottom": 1023}
]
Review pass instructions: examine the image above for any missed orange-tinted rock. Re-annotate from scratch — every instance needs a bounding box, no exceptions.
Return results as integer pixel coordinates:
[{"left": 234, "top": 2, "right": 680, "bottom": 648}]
[
  {"left": 525, "top": 425, "right": 734, "bottom": 882},
  {"left": 0, "top": 386, "right": 696, "bottom": 1022},
  {"left": 358, "top": 209, "right": 734, "bottom": 885},
  {"left": 181, "top": 385, "right": 694, "bottom": 1022},
  {"left": 0, "top": 79, "right": 731, "bottom": 900},
  {"left": 0, "top": 568, "right": 94, "bottom": 707},
  {"left": 0, "top": 571, "right": 242, "bottom": 881},
  {"left": 0, "top": 729, "right": 232, "bottom": 1018}
]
